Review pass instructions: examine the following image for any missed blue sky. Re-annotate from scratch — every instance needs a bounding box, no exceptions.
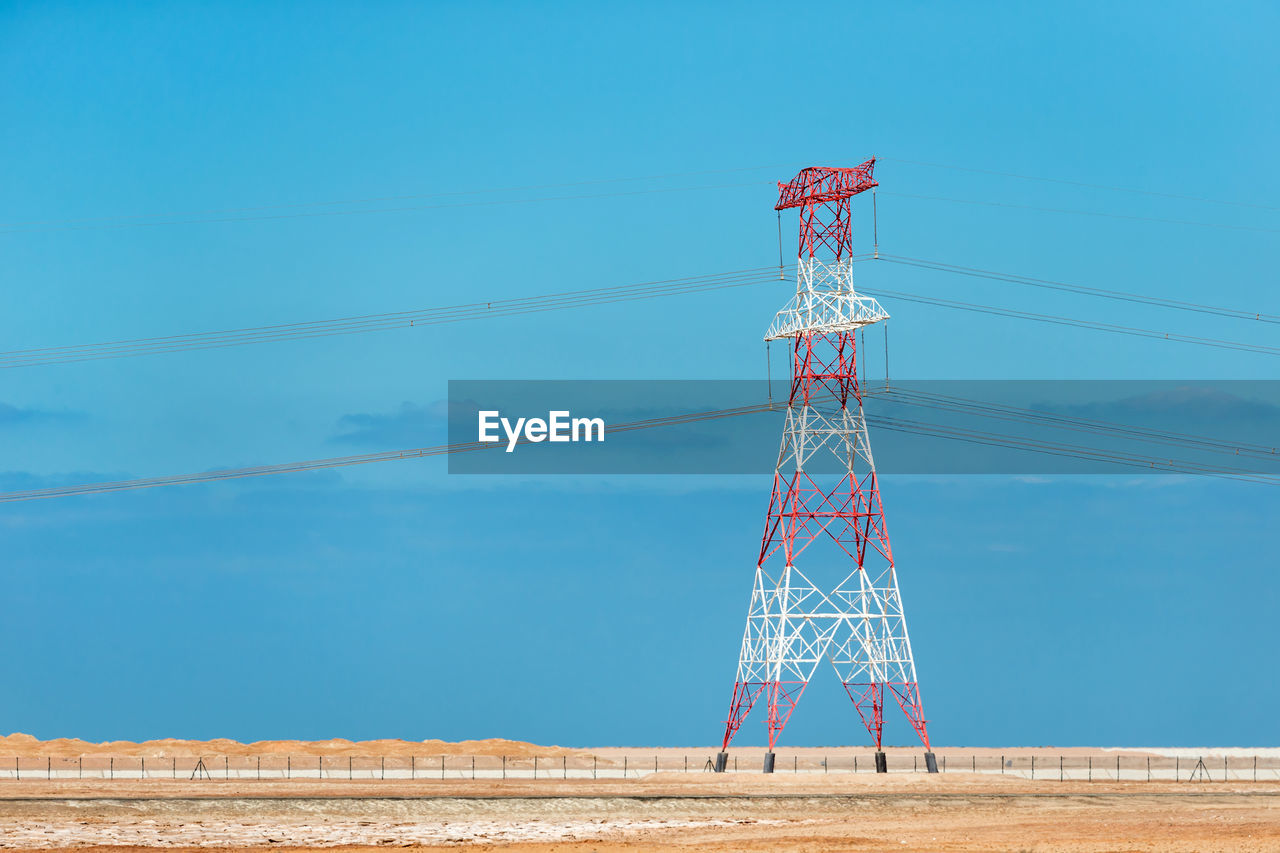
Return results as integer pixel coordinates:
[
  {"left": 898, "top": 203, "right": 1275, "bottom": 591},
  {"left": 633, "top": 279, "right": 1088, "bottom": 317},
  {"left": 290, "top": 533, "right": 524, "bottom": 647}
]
[{"left": 0, "top": 1, "right": 1276, "bottom": 747}]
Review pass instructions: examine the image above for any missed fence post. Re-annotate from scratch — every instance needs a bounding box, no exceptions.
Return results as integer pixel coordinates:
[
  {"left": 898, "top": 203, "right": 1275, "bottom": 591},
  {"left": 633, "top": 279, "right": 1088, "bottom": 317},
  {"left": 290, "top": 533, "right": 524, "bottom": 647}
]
[
  {"left": 503, "top": 756, "right": 506, "bottom": 780},
  {"left": 441, "top": 756, "right": 444, "bottom": 780},
  {"left": 411, "top": 756, "right": 415, "bottom": 780},
  {"left": 1254, "top": 756, "right": 1257, "bottom": 782},
  {"left": 258, "top": 756, "right": 261, "bottom": 781},
  {"left": 623, "top": 756, "right": 627, "bottom": 778},
  {"left": 1224, "top": 756, "right": 1228, "bottom": 782},
  {"left": 535, "top": 756, "right": 539, "bottom": 779},
  {"left": 110, "top": 757, "right": 114, "bottom": 780},
  {"left": 225, "top": 756, "right": 229, "bottom": 779},
  {"left": 1059, "top": 756, "right": 1063, "bottom": 782},
  {"left": 173, "top": 757, "right": 176, "bottom": 779},
  {"left": 287, "top": 756, "right": 291, "bottom": 780},
  {"left": 1088, "top": 756, "right": 1091, "bottom": 782},
  {"left": 79, "top": 756, "right": 83, "bottom": 779},
  {"left": 1116, "top": 755, "right": 1120, "bottom": 781},
  {"left": 1001, "top": 754, "right": 1004, "bottom": 775},
  {"left": 474, "top": 756, "right": 477, "bottom": 780},
  {"left": 654, "top": 755, "right": 658, "bottom": 775},
  {"left": 592, "top": 756, "right": 596, "bottom": 779},
  {"left": 1147, "top": 756, "right": 1150, "bottom": 782},
  {"left": 381, "top": 757, "right": 385, "bottom": 780},
  {"left": 854, "top": 756, "right": 858, "bottom": 773}
]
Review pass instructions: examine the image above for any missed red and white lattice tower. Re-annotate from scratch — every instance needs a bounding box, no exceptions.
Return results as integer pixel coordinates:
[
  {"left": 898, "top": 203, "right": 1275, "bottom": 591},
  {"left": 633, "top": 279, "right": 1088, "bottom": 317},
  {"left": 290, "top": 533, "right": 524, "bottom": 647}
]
[{"left": 714, "top": 158, "right": 938, "bottom": 775}]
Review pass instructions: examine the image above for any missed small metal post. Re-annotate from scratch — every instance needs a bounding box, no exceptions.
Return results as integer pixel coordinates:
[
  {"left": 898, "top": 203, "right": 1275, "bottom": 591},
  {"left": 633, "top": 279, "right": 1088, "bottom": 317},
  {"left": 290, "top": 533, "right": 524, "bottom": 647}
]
[
  {"left": 79, "top": 756, "right": 83, "bottom": 779},
  {"left": 441, "top": 756, "right": 444, "bottom": 780},
  {"left": 15, "top": 757, "right": 19, "bottom": 781},
  {"left": 685, "top": 755, "right": 688, "bottom": 773},
  {"left": 225, "top": 756, "right": 229, "bottom": 779},
  {"left": 733, "top": 756, "right": 737, "bottom": 772},
  {"left": 348, "top": 756, "right": 352, "bottom": 779},
  {"left": 110, "top": 757, "right": 114, "bottom": 780},
  {"left": 258, "top": 756, "right": 261, "bottom": 781},
  {"left": 623, "top": 756, "right": 626, "bottom": 778},
  {"left": 1001, "top": 754, "right": 1004, "bottom": 774},
  {"left": 1147, "top": 756, "right": 1150, "bottom": 781},
  {"left": 854, "top": 756, "right": 858, "bottom": 773},
  {"left": 1060, "top": 756, "right": 1063, "bottom": 782},
  {"left": 473, "top": 756, "right": 477, "bottom": 779},
  {"left": 287, "top": 756, "right": 291, "bottom": 779},
  {"left": 1254, "top": 756, "right": 1258, "bottom": 782},
  {"left": 47, "top": 757, "right": 51, "bottom": 780},
  {"left": 972, "top": 755, "right": 975, "bottom": 773},
  {"left": 411, "top": 756, "right": 415, "bottom": 780},
  {"left": 172, "top": 757, "right": 176, "bottom": 779},
  {"left": 913, "top": 755, "right": 917, "bottom": 772},
  {"left": 1088, "top": 756, "right": 1092, "bottom": 782},
  {"left": 318, "top": 756, "right": 322, "bottom": 779},
  {"left": 381, "top": 756, "right": 385, "bottom": 780},
  {"left": 535, "top": 756, "right": 539, "bottom": 778},
  {"left": 1117, "top": 755, "right": 1120, "bottom": 781},
  {"left": 592, "top": 756, "right": 596, "bottom": 779},
  {"left": 1225, "top": 756, "right": 1228, "bottom": 782},
  {"left": 502, "top": 756, "right": 506, "bottom": 779},
  {"left": 654, "top": 755, "right": 658, "bottom": 774}
]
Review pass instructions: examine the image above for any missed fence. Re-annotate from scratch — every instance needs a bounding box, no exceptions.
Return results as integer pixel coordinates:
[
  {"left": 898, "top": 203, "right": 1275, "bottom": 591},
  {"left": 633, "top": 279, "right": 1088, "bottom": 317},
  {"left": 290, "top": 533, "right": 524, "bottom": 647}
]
[{"left": 3, "top": 753, "right": 1279, "bottom": 782}]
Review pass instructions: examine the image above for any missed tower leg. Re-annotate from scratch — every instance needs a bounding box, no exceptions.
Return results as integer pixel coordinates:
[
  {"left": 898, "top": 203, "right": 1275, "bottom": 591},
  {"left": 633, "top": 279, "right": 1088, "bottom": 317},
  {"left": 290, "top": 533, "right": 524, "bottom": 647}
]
[
  {"left": 875, "top": 751, "right": 887, "bottom": 774},
  {"left": 762, "top": 752, "right": 776, "bottom": 774},
  {"left": 924, "top": 752, "right": 938, "bottom": 773},
  {"left": 714, "top": 752, "right": 728, "bottom": 773},
  {"left": 720, "top": 681, "right": 766, "bottom": 751}
]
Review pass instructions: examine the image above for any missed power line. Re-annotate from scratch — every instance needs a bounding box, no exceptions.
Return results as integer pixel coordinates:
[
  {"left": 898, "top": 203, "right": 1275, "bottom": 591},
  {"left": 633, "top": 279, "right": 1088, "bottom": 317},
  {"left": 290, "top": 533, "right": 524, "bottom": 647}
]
[
  {"left": 5, "top": 252, "right": 1275, "bottom": 368},
  {"left": 2, "top": 390, "right": 1275, "bottom": 503},
  {"left": 878, "top": 255, "right": 1280, "bottom": 324},
  {"left": 0, "top": 264, "right": 809, "bottom": 368},
  {"left": 878, "top": 190, "right": 1280, "bottom": 234},
  {"left": 871, "top": 287, "right": 1280, "bottom": 358},
  {"left": 877, "top": 156, "right": 1280, "bottom": 213},
  {"left": 0, "top": 177, "right": 788, "bottom": 235}
]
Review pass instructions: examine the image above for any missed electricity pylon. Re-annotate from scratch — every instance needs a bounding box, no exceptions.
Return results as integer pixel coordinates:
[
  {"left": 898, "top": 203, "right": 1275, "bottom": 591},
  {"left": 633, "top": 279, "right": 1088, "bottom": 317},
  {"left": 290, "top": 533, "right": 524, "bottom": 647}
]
[{"left": 715, "top": 159, "right": 937, "bottom": 774}]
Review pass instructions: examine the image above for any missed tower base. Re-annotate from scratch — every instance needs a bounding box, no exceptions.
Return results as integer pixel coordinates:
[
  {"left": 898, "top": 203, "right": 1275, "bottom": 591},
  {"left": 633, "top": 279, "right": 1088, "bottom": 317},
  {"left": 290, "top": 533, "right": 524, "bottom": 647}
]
[
  {"left": 875, "top": 751, "right": 888, "bottom": 774},
  {"left": 714, "top": 752, "right": 728, "bottom": 773},
  {"left": 925, "top": 752, "right": 939, "bottom": 773},
  {"left": 763, "top": 752, "right": 776, "bottom": 774}
]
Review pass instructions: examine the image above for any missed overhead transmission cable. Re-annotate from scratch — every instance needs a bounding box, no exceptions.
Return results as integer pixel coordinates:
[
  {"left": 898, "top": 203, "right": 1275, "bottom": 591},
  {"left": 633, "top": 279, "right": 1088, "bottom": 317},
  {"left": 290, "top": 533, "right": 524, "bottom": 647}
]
[
  {"left": 4, "top": 253, "right": 1277, "bottom": 369},
  {"left": 3, "top": 388, "right": 1277, "bottom": 503},
  {"left": 877, "top": 156, "right": 1280, "bottom": 213},
  {"left": 877, "top": 255, "right": 1280, "bottom": 324}
]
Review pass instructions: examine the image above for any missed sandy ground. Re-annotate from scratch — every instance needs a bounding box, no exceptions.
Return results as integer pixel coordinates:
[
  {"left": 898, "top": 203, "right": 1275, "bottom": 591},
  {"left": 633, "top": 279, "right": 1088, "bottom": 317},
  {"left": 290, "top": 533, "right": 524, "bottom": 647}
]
[{"left": 2, "top": 736, "right": 1277, "bottom": 850}]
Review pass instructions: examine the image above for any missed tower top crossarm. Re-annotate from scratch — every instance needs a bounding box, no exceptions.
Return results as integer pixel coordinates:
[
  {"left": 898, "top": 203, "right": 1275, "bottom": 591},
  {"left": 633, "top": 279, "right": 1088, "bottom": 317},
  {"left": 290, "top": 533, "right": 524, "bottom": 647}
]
[{"left": 774, "top": 158, "right": 878, "bottom": 211}]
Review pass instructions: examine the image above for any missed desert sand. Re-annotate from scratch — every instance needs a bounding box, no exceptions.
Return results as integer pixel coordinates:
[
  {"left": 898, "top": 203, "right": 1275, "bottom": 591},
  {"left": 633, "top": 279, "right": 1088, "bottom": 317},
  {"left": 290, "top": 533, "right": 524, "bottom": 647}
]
[{"left": 1, "top": 734, "right": 1277, "bottom": 851}]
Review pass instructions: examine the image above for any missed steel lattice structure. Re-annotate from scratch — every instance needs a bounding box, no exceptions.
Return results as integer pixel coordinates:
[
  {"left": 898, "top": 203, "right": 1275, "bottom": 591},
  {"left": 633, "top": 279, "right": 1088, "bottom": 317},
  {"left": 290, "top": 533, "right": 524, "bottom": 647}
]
[{"left": 715, "top": 158, "right": 938, "bottom": 774}]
